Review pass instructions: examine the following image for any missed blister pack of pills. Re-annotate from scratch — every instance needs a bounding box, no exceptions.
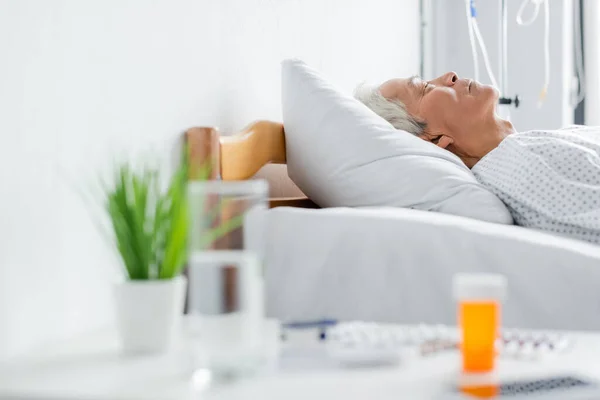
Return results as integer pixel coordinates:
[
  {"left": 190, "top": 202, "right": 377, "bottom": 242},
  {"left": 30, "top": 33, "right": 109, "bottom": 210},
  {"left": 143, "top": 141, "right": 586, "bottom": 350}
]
[{"left": 325, "top": 322, "right": 570, "bottom": 366}]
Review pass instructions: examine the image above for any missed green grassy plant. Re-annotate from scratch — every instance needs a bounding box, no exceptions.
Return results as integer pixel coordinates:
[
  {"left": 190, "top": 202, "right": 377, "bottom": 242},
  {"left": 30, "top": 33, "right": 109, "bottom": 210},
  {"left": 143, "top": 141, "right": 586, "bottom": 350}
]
[{"left": 105, "top": 153, "right": 243, "bottom": 280}]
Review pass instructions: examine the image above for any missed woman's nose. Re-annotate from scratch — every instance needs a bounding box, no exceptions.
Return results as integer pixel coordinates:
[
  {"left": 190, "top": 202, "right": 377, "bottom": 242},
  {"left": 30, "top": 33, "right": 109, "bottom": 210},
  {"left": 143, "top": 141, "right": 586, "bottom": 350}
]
[
  {"left": 431, "top": 71, "right": 459, "bottom": 87},
  {"left": 444, "top": 71, "right": 459, "bottom": 86}
]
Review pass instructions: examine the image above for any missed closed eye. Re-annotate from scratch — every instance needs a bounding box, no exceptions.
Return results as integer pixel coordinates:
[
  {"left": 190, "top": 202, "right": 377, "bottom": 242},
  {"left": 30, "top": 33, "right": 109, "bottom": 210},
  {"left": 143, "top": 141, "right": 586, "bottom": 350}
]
[{"left": 423, "top": 83, "right": 434, "bottom": 97}]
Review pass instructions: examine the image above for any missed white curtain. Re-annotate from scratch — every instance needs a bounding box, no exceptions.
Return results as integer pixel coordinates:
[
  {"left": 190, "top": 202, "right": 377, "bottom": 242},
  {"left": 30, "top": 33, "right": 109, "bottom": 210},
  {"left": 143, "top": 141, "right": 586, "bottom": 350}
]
[{"left": 584, "top": 0, "right": 600, "bottom": 124}]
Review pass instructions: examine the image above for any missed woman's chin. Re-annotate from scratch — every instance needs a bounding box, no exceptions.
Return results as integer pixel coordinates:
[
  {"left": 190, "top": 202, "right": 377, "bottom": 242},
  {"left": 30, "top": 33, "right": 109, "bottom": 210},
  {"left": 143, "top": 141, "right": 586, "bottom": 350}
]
[
  {"left": 486, "top": 85, "right": 500, "bottom": 97},
  {"left": 480, "top": 85, "right": 500, "bottom": 103}
]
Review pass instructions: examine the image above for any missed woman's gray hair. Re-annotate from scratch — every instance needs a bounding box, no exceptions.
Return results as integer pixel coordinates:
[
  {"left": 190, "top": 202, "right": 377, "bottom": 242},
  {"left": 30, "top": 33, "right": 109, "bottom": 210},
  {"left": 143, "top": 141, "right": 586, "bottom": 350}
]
[{"left": 353, "top": 83, "right": 426, "bottom": 137}]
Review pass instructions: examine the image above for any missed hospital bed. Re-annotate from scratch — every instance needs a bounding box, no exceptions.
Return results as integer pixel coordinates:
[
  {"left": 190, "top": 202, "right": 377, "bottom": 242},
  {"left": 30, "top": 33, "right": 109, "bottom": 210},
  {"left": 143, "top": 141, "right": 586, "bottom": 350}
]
[{"left": 186, "top": 121, "right": 600, "bottom": 331}]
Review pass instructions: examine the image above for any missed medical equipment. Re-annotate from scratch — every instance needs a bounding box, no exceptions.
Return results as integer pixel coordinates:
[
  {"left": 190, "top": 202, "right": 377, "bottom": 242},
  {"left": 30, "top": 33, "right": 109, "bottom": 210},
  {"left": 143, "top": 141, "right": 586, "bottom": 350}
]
[
  {"left": 465, "top": 0, "right": 498, "bottom": 88},
  {"left": 492, "top": 0, "right": 585, "bottom": 110},
  {"left": 466, "top": 0, "right": 574, "bottom": 111},
  {"left": 465, "top": 0, "right": 520, "bottom": 119},
  {"left": 498, "top": 0, "right": 520, "bottom": 114},
  {"left": 516, "top": 0, "right": 550, "bottom": 108}
]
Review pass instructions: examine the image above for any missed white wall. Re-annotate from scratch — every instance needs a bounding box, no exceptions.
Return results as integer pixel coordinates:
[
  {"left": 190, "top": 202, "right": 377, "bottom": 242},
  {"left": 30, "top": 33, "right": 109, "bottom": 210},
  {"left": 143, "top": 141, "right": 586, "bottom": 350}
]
[
  {"left": 0, "top": 0, "right": 420, "bottom": 359},
  {"left": 429, "top": 0, "right": 574, "bottom": 131}
]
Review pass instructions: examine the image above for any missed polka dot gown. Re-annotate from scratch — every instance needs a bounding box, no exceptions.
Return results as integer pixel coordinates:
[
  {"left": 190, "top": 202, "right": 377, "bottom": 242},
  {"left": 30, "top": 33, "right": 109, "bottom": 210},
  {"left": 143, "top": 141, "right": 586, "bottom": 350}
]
[{"left": 472, "top": 125, "right": 600, "bottom": 245}]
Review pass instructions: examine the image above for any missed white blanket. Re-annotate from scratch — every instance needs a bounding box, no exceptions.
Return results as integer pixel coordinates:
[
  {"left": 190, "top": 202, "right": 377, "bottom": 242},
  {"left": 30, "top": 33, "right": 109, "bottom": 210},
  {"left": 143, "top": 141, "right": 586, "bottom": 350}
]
[
  {"left": 472, "top": 126, "right": 600, "bottom": 245},
  {"left": 263, "top": 207, "right": 600, "bottom": 330}
]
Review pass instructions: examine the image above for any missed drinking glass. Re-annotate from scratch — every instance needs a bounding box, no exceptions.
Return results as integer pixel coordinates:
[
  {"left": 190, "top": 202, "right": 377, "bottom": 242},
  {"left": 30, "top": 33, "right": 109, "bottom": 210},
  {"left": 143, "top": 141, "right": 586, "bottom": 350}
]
[{"left": 186, "top": 180, "right": 269, "bottom": 379}]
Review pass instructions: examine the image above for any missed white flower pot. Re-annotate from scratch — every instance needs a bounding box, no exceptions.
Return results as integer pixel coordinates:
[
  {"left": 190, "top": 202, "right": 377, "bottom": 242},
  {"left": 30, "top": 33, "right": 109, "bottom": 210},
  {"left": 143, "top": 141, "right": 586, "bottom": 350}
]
[{"left": 114, "top": 275, "right": 187, "bottom": 354}]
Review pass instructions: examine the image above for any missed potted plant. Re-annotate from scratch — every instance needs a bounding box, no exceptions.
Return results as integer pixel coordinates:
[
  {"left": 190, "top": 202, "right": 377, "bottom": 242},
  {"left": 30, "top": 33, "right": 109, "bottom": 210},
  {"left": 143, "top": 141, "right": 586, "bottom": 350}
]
[
  {"left": 105, "top": 151, "right": 243, "bottom": 354},
  {"left": 106, "top": 155, "right": 190, "bottom": 354}
]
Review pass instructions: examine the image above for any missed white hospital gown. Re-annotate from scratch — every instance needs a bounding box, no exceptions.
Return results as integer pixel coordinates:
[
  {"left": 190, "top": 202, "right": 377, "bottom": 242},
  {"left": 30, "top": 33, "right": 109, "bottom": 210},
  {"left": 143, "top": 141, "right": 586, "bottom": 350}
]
[{"left": 472, "top": 126, "right": 600, "bottom": 245}]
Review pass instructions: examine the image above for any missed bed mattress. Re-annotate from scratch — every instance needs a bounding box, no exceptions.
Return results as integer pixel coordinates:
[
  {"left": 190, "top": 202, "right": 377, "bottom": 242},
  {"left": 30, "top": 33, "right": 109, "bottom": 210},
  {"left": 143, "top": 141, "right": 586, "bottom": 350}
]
[{"left": 262, "top": 207, "right": 600, "bottom": 330}]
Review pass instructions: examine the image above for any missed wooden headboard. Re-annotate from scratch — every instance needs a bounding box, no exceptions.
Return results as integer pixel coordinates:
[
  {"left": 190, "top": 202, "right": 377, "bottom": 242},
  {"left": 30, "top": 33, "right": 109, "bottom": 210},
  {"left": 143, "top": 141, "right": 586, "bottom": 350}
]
[{"left": 185, "top": 120, "right": 318, "bottom": 209}]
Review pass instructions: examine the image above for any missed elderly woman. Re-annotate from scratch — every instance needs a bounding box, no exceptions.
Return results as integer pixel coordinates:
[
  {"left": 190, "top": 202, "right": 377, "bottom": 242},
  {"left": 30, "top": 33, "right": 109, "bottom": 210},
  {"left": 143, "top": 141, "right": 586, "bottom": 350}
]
[{"left": 355, "top": 72, "right": 600, "bottom": 245}]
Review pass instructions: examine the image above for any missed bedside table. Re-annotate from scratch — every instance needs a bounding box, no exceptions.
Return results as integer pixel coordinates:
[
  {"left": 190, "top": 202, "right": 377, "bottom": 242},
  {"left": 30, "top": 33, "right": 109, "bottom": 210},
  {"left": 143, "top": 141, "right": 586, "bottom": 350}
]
[{"left": 2, "top": 323, "right": 600, "bottom": 400}]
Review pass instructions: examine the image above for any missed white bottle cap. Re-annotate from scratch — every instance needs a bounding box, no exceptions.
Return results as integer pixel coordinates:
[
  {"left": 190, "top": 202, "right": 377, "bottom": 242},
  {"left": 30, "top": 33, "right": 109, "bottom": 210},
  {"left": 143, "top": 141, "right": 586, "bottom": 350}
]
[{"left": 453, "top": 273, "right": 507, "bottom": 302}]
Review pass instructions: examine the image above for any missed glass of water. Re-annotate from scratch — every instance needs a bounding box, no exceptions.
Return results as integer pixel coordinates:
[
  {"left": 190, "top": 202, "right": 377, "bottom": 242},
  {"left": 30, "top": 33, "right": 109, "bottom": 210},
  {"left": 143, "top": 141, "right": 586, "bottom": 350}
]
[{"left": 186, "top": 180, "right": 269, "bottom": 379}]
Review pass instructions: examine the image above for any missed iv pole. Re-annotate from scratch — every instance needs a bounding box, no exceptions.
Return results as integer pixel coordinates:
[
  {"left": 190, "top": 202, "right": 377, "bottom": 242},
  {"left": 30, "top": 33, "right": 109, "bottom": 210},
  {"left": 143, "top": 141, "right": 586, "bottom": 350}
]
[{"left": 498, "top": 0, "right": 520, "bottom": 108}]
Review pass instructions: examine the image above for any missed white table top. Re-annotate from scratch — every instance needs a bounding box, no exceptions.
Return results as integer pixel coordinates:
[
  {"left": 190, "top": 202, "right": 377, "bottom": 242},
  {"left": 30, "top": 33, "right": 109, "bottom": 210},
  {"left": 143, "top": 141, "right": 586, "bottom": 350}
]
[{"left": 2, "top": 325, "right": 600, "bottom": 400}]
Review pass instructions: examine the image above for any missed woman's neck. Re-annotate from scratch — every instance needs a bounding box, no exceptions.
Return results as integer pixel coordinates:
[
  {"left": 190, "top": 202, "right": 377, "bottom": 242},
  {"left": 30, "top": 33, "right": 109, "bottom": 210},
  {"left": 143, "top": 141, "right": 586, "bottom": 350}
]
[{"left": 464, "top": 116, "right": 515, "bottom": 169}]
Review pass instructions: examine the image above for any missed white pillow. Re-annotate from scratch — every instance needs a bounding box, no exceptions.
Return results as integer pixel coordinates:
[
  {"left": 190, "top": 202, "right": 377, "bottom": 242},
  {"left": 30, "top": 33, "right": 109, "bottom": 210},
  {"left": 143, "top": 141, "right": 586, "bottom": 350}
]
[{"left": 281, "top": 59, "right": 513, "bottom": 224}]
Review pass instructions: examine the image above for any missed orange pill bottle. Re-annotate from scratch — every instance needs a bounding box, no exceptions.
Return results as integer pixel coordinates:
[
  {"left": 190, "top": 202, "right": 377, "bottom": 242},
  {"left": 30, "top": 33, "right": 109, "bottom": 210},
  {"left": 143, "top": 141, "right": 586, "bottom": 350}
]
[{"left": 453, "top": 274, "right": 507, "bottom": 374}]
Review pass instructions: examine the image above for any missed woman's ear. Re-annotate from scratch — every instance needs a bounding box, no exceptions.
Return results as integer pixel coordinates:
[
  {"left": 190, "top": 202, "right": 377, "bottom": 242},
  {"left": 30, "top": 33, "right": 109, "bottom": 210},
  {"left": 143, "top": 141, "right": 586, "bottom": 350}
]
[
  {"left": 436, "top": 135, "right": 454, "bottom": 149},
  {"left": 422, "top": 127, "right": 453, "bottom": 149}
]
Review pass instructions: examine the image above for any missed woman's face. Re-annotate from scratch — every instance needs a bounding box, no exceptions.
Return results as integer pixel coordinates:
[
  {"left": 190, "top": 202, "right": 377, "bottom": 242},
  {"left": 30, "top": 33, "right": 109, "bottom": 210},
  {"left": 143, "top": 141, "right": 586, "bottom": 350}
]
[{"left": 380, "top": 72, "right": 500, "bottom": 163}]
